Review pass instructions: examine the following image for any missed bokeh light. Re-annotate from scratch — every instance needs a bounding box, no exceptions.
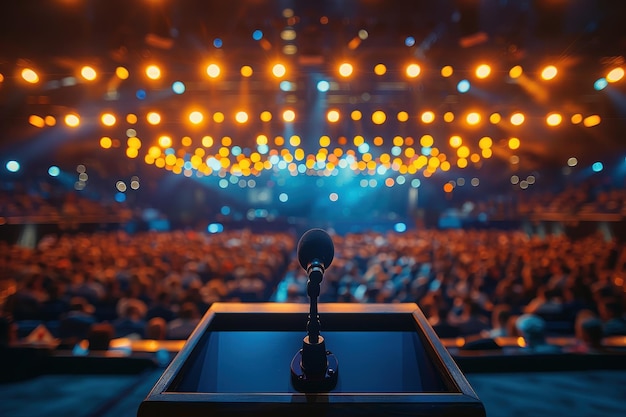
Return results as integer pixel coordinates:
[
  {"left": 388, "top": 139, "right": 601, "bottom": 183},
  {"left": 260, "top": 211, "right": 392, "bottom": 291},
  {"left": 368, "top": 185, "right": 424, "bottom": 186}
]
[
  {"left": 145, "top": 65, "right": 161, "bottom": 80},
  {"left": 541, "top": 65, "right": 557, "bottom": 80},
  {"left": 338, "top": 62, "right": 353, "bottom": 77}
]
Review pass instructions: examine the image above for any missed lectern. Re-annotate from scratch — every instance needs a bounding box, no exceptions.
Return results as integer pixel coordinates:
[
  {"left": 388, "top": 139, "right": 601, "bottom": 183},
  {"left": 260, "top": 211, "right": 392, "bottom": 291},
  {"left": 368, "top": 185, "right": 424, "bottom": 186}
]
[{"left": 138, "top": 302, "right": 485, "bottom": 417}]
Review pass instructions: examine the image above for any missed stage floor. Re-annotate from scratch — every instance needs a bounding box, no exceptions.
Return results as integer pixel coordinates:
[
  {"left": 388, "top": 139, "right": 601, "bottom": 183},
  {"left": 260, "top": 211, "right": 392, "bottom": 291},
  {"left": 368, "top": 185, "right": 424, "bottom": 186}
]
[{"left": 1, "top": 369, "right": 625, "bottom": 417}]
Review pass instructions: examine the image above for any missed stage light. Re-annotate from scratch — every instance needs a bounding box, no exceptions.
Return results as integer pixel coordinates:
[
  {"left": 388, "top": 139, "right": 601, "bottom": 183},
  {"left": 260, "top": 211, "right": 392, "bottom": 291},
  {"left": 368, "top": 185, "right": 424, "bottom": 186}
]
[
  {"left": 546, "top": 112, "right": 562, "bottom": 126},
  {"left": 45, "top": 116, "right": 56, "bottom": 126},
  {"left": 21, "top": 68, "right": 39, "bottom": 83},
  {"left": 475, "top": 64, "right": 491, "bottom": 79},
  {"left": 510, "top": 112, "right": 525, "bottom": 126},
  {"left": 339, "top": 62, "right": 353, "bottom": 77},
  {"left": 147, "top": 112, "right": 161, "bottom": 125},
  {"left": 457, "top": 146, "right": 470, "bottom": 158},
  {"left": 449, "top": 135, "right": 462, "bottom": 148},
  {"left": 571, "top": 114, "right": 582, "bottom": 124},
  {"left": 567, "top": 157, "right": 578, "bottom": 167},
  {"left": 479, "top": 137, "right": 492, "bottom": 149},
  {"left": 420, "top": 135, "right": 434, "bottom": 147},
  {"left": 606, "top": 67, "right": 624, "bottom": 83},
  {"left": 127, "top": 137, "right": 141, "bottom": 149},
  {"left": 116, "top": 66, "right": 129, "bottom": 80},
  {"left": 6, "top": 160, "right": 20, "bottom": 173},
  {"left": 508, "top": 137, "right": 521, "bottom": 150},
  {"left": 405, "top": 36, "right": 416, "bottom": 47},
  {"left": 482, "top": 148, "right": 493, "bottom": 158},
  {"left": 213, "top": 112, "right": 224, "bottom": 123},
  {"left": 282, "top": 109, "right": 295, "bottom": 122},
  {"left": 444, "top": 112, "right": 455, "bottom": 122},
  {"left": 29, "top": 115, "right": 45, "bottom": 128},
  {"left": 136, "top": 89, "right": 146, "bottom": 100},
  {"left": 509, "top": 65, "right": 523, "bottom": 79},
  {"left": 421, "top": 111, "right": 435, "bottom": 124},
  {"left": 172, "top": 81, "right": 185, "bottom": 94},
  {"left": 541, "top": 65, "right": 557, "bottom": 80},
  {"left": 101, "top": 113, "right": 116, "bottom": 126},
  {"left": 80, "top": 66, "right": 97, "bottom": 81},
  {"left": 406, "top": 63, "right": 421, "bottom": 78},
  {"left": 0, "top": 73, "right": 3, "bottom": 83},
  {"left": 240, "top": 66, "right": 253, "bottom": 77},
  {"left": 126, "top": 114, "right": 137, "bottom": 124},
  {"left": 206, "top": 64, "right": 221, "bottom": 78},
  {"left": 146, "top": 65, "right": 161, "bottom": 80},
  {"left": 327, "top": 110, "right": 340, "bottom": 123},
  {"left": 457, "top": 158, "right": 468, "bottom": 168},
  {"left": 374, "top": 64, "right": 386, "bottom": 75},
  {"left": 189, "top": 111, "right": 204, "bottom": 124},
  {"left": 592, "top": 162, "right": 604, "bottom": 172},
  {"left": 272, "top": 63, "right": 286, "bottom": 78},
  {"left": 583, "top": 115, "right": 601, "bottom": 127},
  {"left": 371, "top": 110, "right": 386, "bottom": 125},
  {"left": 260, "top": 111, "right": 272, "bottom": 122},
  {"left": 397, "top": 111, "right": 409, "bottom": 122},
  {"left": 48, "top": 166, "right": 60, "bottom": 177},
  {"left": 351, "top": 110, "right": 362, "bottom": 121},
  {"left": 279, "top": 80, "right": 294, "bottom": 91},
  {"left": 213, "top": 38, "right": 223, "bottom": 48},
  {"left": 457, "top": 79, "right": 470, "bottom": 93},
  {"left": 158, "top": 135, "right": 172, "bottom": 148},
  {"left": 64, "top": 113, "right": 80, "bottom": 127},
  {"left": 252, "top": 30, "right": 263, "bottom": 41},
  {"left": 317, "top": 80, "right": 330, "bottom": 92},
  {"left": 594, "top": 78, "right": 608, "bottom": 91},
  {"left": 489, "top": 113, "right": 501, "bottom": 124},
  {"left": 202, "top": 135, "right": 214, "bottom": 147},
  {"left": 466, "top": 112, "right": 481, "bottom": 125},
  {"left": 441, "top": 65, "right": 453, "bottom": 77},
  {"left": 443, "top": 183, "right": 454, "bottom": 193},
  {"left": 235, "top": 111, "right": 249, "bottom": 123},
  {"left": 99, "top": 137, "right": 112, "bottom": 149}
]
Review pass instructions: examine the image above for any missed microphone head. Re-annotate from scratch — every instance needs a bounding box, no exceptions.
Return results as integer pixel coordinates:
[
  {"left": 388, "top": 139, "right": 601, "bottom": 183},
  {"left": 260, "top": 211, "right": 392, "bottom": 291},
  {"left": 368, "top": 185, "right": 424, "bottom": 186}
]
[{"left": 297, "top": 228, "right": 334, "bottom": 271}]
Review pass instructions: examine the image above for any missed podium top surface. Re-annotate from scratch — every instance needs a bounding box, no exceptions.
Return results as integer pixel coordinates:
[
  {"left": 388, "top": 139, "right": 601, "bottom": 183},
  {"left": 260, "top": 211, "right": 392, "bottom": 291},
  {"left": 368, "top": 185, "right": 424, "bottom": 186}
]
[{"left": 139, "top": 302, "right": 485, "bottom": 417}]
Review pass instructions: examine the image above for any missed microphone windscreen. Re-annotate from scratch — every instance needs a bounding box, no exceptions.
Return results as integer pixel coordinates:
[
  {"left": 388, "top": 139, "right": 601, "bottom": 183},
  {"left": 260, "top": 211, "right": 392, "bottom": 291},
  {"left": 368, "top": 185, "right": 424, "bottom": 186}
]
[{"left": 297, "top": 228, "right": 334, "bottom": 270}]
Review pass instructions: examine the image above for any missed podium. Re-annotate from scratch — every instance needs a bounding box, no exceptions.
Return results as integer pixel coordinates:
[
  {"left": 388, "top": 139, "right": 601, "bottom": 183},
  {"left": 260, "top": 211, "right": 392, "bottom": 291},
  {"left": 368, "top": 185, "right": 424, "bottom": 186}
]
[{"left": 138, "top": 303, "right": 485, "bottom": 417}]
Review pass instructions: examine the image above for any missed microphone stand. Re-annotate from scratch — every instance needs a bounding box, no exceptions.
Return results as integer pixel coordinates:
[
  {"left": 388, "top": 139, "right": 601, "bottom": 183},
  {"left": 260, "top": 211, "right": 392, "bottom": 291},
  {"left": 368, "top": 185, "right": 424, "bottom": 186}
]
[{"left": 290, "top": 260, "right": 339, "bottom": 392}]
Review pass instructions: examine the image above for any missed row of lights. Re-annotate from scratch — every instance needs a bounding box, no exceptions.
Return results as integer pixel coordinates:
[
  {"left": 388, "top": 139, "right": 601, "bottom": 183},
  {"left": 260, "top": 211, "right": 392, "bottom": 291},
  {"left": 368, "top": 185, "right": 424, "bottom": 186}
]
[
  {"left": 7, "top": 62, "right": 624, "bottom": 85},
  {"left": 29, "top": 109, "right": 603, "bottom": 129}
]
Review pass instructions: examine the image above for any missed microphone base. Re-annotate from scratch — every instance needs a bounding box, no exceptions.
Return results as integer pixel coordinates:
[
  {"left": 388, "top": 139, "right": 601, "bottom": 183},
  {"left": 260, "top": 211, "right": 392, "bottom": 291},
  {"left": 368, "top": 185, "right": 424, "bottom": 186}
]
[{"left": 290, "top": 336, "right": 338, "bottom": 393}]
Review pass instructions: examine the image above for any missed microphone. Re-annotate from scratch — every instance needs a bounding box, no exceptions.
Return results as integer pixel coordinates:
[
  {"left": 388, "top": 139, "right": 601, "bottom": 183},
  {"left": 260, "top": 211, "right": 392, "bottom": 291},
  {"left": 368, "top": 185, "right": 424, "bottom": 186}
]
[{"left": 290, "top": 228, "right": 338, "bottom": 392}]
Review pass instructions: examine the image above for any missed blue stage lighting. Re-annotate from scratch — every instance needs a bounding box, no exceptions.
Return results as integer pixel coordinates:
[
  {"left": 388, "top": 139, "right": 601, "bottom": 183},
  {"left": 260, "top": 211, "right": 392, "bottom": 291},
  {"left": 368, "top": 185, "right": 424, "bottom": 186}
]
[
  {"left": 317, "top": 80, "right": 330, "bottom": 92},
  {"left": 48, "top": 166, "right": 60, "bottom": 177},
  {"left": 252, "top": 30, "right": 263, "bottom": 41},
  {"left": 457, "top": 79, "right": 470, "bottom": 93},
  {"left": 172, "top": 81, "right": 186, "bottom": 94},
  {"left": 592, "top": 162, "right": 604, "bottom": 172},
  {"left": 594, "top": 78, "right": 608, "bottom": 91}
]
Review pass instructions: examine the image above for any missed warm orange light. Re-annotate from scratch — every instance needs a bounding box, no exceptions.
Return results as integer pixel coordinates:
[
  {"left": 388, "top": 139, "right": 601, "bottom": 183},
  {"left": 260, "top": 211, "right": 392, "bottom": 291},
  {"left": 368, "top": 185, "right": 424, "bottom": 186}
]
[
  {"left": 443, "top": 183, "right": 454, "bottom": 193},
  {"left": 374, "top": 64, "right": 386, "bottom": 75},
  {"left": 478, "top": 137, "right": 492, "bottom": 149},
  {"left": 371, "top": 110, "right": 386, "bottom": 125},
  {"left": 80, "top": 66, "right": 97, "bottom": 81},
  {"left": 443, "top": 112, "right": 454, "bottom": 123},
  {"left": 457, "top": 158, "right": 468, "bottom": 168},
  {"left": 64, "top": 114, "right": 80, "bottom": 127},
  {"left": 21, "top": 68, "right": 39, "bottom": 83},
  {"left": 283, "top": 109, "right": 296, "bottom": 122},
  {"left": 509, "top": 65, "right": 523, "bottom": 79},
  {"left": 116, "top": 66, "right": 129, "bottom": 80},
  {"left": 235, "top": 111, "right": 249, "bottom": 124},
  {"left": 546, "top": 112, "right": 562, "bottom": 127},
  {"left": 319, "top": 135, "right": 331, "bottom": 147},
  {"left": 475, "top": 64, "right": 491, "bottom": 79},
  {"left": 338, "top": 62, "right": 353, "bottom": 77},
  {"left": 351, "top": 110, "right": 362, "bottom": 121},
  {"left": 510, "top": 112, "right": 525, "bottom": 126},
  {"left": 213, "top": 112, "right": 225, "bottom": 123},
  {"left": 606, "top": 67, "right": 624, "bottom": 83},
  {"left": 457, "top": 146, "right": 470, "bottom": 158},
  {"left": 421, "top": 111, "right": 435, "bottom": 124},
  {"left": 240, "top": 65, "right": 253, "bottom": 77},
  {"left": 272, "top": 63, "right": 286, "bottom": 78},
  {"left": 45, "top": 115, "right": 56, "bottom": 126},
  {"left": 420, "top": 135, "right": 434, "bottom": 148},
  {"left": 260, "top": 111, "right": 272, "bottom": 122},
  {"left": 508, "top": 137, "right": 521, "bottom": 150},
  {"left": 571, "top": 113, "right": 583, "bottom": 124},
  {"left": 189, "top": 111, "right": 204, "bottom": 125},
  {"left": 441, "top": 65, "right": 453, "bottom": 77},
  {"left": 327, "top": 110, "right": 340, "bottom": 123},
  {"left": 406, "top": 63, "right": 421, "bottom": 78},
  {"left": 397, "top": 111, "right": 409, "bottom": 122},
  {"left": 466, "top": 112, "right": 481, "bottom": 125},
  {"left": 29, "top": 115, "right": 45, "bottom": 128},
  {"left": 541, "top": 65, "right": 557, "bottom": 81},
  {"left": 147, "top": 112, "right": 161, "bottom": 125},
  {"left": 145, "top": 65, "right": 161, "bottom": 80},
  {"left": 158, "top": 135, "right": 172, "bottom": 148},
  {"left": 205, "top": 64, "right": 220, "bottom": 78},
  {"left": 489, "top": 113, "right": 501, "bottom": 124},
  {"left": 100, "top": 136, "right": 112, "bottom": 149},
  {"left": 583, "top": 115, "right": 601, "bottom": 127},
  {"left": 101, "top": 113, "right": 116, "bottom": 127},
  {"left": 449, "top": 135, "right": 462, "bottom": 148}
]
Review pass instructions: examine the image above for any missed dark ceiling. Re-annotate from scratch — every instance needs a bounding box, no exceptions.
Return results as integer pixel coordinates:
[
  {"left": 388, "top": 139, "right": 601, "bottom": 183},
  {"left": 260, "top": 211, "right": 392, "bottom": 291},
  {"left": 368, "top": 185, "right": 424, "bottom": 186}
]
[{"left": 0, "top": 0, "right": 625, "bottom": 186}]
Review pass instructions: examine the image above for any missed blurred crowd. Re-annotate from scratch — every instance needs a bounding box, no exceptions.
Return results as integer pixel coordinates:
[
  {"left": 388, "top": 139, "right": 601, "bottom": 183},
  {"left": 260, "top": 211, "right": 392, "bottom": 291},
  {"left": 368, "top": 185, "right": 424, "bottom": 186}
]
[{"left": 1, "top": 229, "right": 294, "bottom": 345}]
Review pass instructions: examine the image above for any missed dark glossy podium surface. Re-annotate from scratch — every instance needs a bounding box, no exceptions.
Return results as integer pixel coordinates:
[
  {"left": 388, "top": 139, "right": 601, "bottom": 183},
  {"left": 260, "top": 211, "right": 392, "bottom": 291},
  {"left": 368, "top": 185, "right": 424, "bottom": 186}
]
[{"left": 138, "top": 303, "right": 485, "bottom": 417}]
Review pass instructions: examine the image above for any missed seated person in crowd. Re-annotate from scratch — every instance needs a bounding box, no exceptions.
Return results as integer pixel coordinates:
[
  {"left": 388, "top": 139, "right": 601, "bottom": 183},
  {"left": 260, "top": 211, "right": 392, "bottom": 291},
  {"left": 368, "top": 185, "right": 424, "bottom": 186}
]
[
  {"left": 166, "top": 302, "right": 201, "bottom": 340},
  {"left": 515, "top": 314, "right": 561, "bottom": 353}
]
